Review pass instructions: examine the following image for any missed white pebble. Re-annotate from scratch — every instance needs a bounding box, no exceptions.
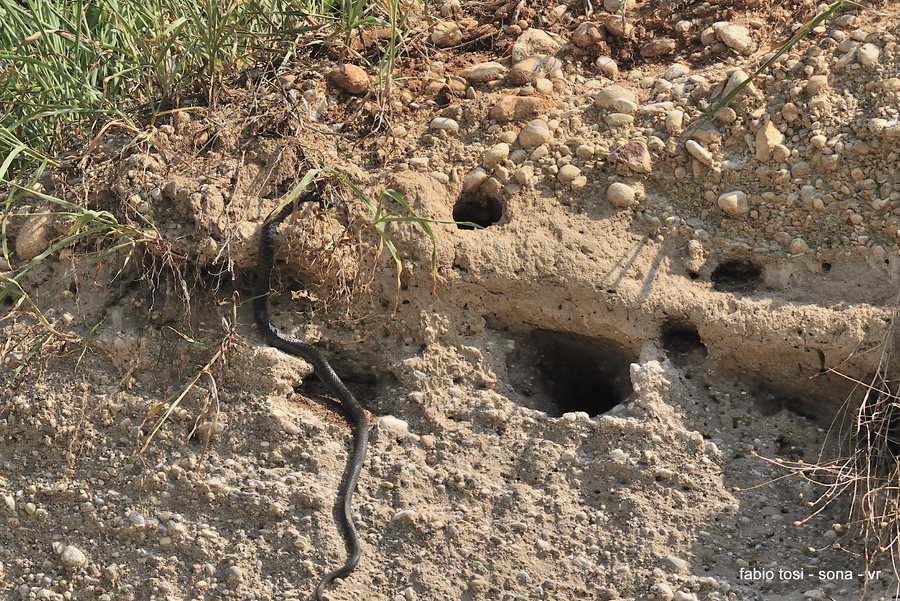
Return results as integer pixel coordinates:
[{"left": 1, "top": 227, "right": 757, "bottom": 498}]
[
  {"left": 378, "top": 415, "right": 409, "bottom": 437},
  {"left": 429, "top": 117, "right": 460, "bottom": 134},
  {"left": 606, "top": 182, "right": 636, "bottom": 208}
]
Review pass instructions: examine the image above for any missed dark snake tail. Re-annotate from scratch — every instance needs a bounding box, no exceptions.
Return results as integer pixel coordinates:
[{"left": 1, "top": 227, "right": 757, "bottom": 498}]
[{"left": 253, "top": 187, "right": 369, "bottom": 600}]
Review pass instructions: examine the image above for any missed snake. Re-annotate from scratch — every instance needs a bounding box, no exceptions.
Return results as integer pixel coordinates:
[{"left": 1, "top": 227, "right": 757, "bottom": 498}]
[{"left": 253, "top": 186, "right": 369, "bottom": 600}]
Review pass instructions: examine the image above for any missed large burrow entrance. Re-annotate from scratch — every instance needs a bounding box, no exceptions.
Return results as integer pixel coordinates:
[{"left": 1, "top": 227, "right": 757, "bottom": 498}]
[
  {"left": 505, "top": 329, "right": 637, "bottom": 417},
  {"left": 453, "top": 192, "right": 503, "bottom": 229}
]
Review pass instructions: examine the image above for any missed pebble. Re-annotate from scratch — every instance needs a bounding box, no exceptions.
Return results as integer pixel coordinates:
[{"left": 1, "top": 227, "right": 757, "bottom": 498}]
[
  {"left": 673, "top": 592, "right": 698, "bottom": 601},
  {"left": 483, "top": 143, "right": 510, "bottom": 169},
  {"left": 640, "top": 38, "right": 676, "bottom": 58},
  {"left": 788, "top": 238, "right": 809, "bottom": 254},
  {"left": 575, "top": 144, "right": 594, "bottom": 159},
  {"left": 604, "top": 113, "right": 635, "bottom": 128},
  {"left": 460, "top": 61, "right": 507, "bottom": 83},
  {"left": 716, "top": 23, "right": 755, "bottom": 55},
  {"left": 603, "top": 0, "right": 634, "bottom": 11},
  {"left": 782, "top": 102, "right": 800, "bottom": 122},
  {"left": 665, "top": 109, "right": 684, "bottom": 134},
  {"left": 14, "top": 212, "right": 53, "bottom": 261},
  {"left": 666, "top": 555, "right": 689, "bottom": 572},
  {"left": 718, "top": 190, "right": 749, "bottom": 217},
  {"left": 557, "top": 164, "right": 581, "bottom": 184},
  {"left": 722, "top": 69, "right": 752, "bottom": 99},
  {"left": 430, "top": 117, "right": 460, "bottom": 134},
  {"left": 611, "top": 140, "right": 652, "bottom": 173},
  {"left": 653, "top": 581, "right": 675, "bottom": 600},
  {"left": 805, "top": 75, "right": 829, "bottom": 95},
  {"left": 463, "top": 168, "right": 488, "bottom": 192},
  {"left": 378, "top": 415, "right": 409, "bottom": 437},
  {"left": 512, "top": 29, "right": 561, "bottom": 62},
  {"left": 509, "top": 55, "right": 561, "bottom": 85},
  {"left": 326, "top": 64, "right": 369, "bottom": 95},
  {"left": 664, "top": 63, "right": 690, "bottom": 80},
  {"left": 489, "top": 95, "right": 546, "bottom": 121},
  {"left": 594, "top": 84, "right": 637, "bottom": 109},
  {"left": 57, "top": 544, "right": 89, "bottom": 570},
  {"left": 606, "top": 182, "right": 636, "bottom": 208},
  {"left": 572, "top": 22, "right": 605, "bottom": 48},
  {"left": 856, "top": 43, "right": 880, "bottom": 68},
  {"left": 431, "top": 21, "right": 462, "bottom": 47},
  {"left": 225, "top": 565, "right": 243, "bottom": 584},
  {"left": 518, "top": 119, "right": 551, "bottom": 148},
  {"left": 686, "top": 140, "right": 713, "bottom": 166},
  {"left": 595, "top": 56, "right": 619, "bottom": 78},
  {"left": 756, "top": 120, "right": 784, "bottom": 162}
]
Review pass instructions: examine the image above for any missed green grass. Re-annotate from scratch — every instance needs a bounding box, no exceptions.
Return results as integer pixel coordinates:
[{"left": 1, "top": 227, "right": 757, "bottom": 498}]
[{"left": 0, "top": 0, "right": 413, "bottom": 175}]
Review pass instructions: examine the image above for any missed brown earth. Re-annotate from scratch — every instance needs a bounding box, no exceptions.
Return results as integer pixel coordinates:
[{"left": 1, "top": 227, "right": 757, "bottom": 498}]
[{"left": 2, "top": 1, "right": 900, "bottom": 600}]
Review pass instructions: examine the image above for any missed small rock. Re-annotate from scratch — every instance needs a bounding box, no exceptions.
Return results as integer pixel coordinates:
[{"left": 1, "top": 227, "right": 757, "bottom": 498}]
[
  {"left": 718, "top": 190, "right": 749, "bottom": 217},
  {"left": 534, "top": 78, "right": 554, "bottom": 95},
  {"left": 460, "top": 61, "right": 507, "bottom": 83},
  {"left": 58, "top": 544, "right": 88, "bottom": 570},
  {"left": 429, "top": 117, "right": 460, "bottom": 134},
  {"left": 509, "top": 55, "right": 561, "bottom": 85},
  {"left": 685, "top": 140, "right": 713, "bottom": 165},
  {"left": 575, "top": 144, "right": 594, "bottom": 159},
  {"left": 483, "top": 143, "right": 510, "bottom": 169},
  {"left": 664, "top": 63, "right": 690, "bottom": 79},
  {"left": 606, "top": 182, "right": 636, "bottom": 208},
  {"left": 782, "top": 102, "right": 800, "bottom": 122},
  {"left": 805, "top": 74, "right": 829, "bottom": 95},
  {"left": 856, "top": 43, "right": 880, "bottom": 68},
  {"left": 518, "top": 119, "right": 552, "bottom": 148},
  {"left": 756, "top": 120, "right": 784, "bottom": 162},
  {"left": 572, "top": 22, "right": 606, "bottom": 47},
  {"left": 14, "top": 212, "right": 54, "bottom": 261},
  {"left": 640, "top": 38, "right": 676, "bottom": 58},
  {"left": 788, "top": 238, "right": 809, "bottom": 254},
  {"left": 611, "top": 140, "right": 652, "bottom": 173},
  {"left": 431, "top": 21, "right": 462, "bottom": 47},
  {"left": 716, "top": 23, "right": 755, "bottom": 55},
  {"left": 666, "top": 555, "right": 689, "bottom": 572},
  {"left": 595, "top": 56, "right": 619, "bottom": 78},
  {"left": 225, "top": 565, "right": 243, "bottom": 585},
  {"left": 557, "top": 164, "right": 581, "bottom": 184},
  {"left": 722, "top": 69, "right": 753, "bottom": 99},
  {"left": 326, "top": 64, "right": 369, "bottom": 95},
  {"left": 653, "top": 581, "right": 675, "bottom": 600},
  {"left": 665, "top": 109, "right": 684, "bottom": 134},
  {"left": 602, "top": 14, "right": 633, "bottom": 38},
  {"left": 673, "top": 592, "right": 698, "bottom": 601},
  {"left": 512, "top": 29, "right": 561, "bottom": 62},
  {"left": 594, "top": 84, "right": 637, "bottom": 109},
  {"left": 463, "top": 168, "right": 489, "bottom": 192},
  {"left": 489, "top": 95, "right": 547, "bottom": 122},
  {"left": 379, "top": 415, "right": 409, "bottom": 437},
  {"left": 604, "top": 113, "right": 635, "bottom": 128},
  {"left": 603, "top": 0, "right": 634, "bottom": 11}
]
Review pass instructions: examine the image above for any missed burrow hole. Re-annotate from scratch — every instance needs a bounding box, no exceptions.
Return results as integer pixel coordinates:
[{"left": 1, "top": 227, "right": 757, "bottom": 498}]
[
  {"left": 711, "top": 259, "right": 761, "bottom": 293},
  {"left": 453, "top": 192, "right": 502, "bottom": 229},
  {"left": 661, "top": 320, "right": 707, "bottom": 367},
  {"left": 506, "top": 329, "right": 636, "bottom": 417}
]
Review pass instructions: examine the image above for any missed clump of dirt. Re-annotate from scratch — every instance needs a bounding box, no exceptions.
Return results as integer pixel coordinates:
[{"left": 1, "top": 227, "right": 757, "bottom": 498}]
[{"left": 2, "top": 1, "right": 900, "bottom": 600}]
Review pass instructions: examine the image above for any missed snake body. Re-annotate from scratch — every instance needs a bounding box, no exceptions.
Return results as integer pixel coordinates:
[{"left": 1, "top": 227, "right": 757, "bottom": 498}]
[{"left": 253, "top": 188, "right": 369, "bottom": 600}]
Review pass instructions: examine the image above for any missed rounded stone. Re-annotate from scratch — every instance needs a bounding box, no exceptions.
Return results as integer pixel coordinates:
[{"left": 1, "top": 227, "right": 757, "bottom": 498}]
[
  {"left": 483, "top": 143, "right": 510, "bottom": 169},
  {"left": 606, "top": 182, "right": 636, "bottom": 208},
  {"left": 717, "top": 190, "right": 749, "bottom": 217},
  {"left": 518, "top": 119, "right": 551, "bottom": 148},
  {"left": 557, "top": 164, "right": 582, "bottom": 184},
  {"left": 430, "top": 117, "right": 460, "bottom": 134},
  {"left": 326, "top": 64, "right": 369, "bottom": 95}
]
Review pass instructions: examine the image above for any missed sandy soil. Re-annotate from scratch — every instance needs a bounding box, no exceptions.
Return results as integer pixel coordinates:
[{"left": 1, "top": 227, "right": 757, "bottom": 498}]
[{"left": 2, "top": 1, "right": 900, "bottom": 600}]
